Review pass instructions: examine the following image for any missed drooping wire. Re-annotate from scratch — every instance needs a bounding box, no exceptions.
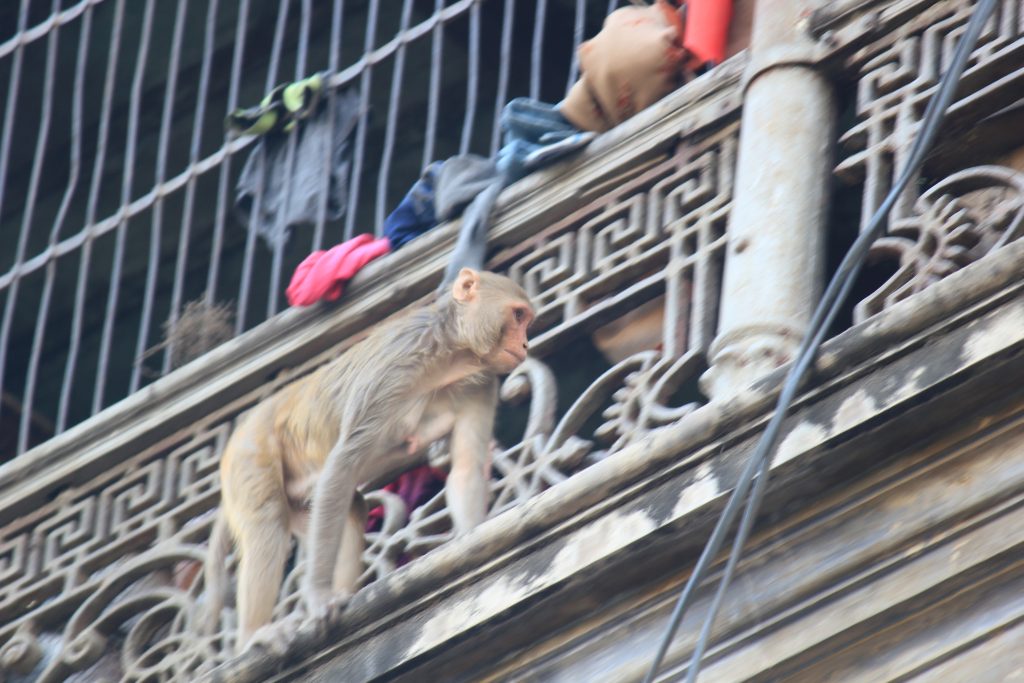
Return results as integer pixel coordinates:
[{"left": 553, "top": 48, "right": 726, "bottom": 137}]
[{"left": 642, "top": 1, "right": 998, "bottom": 681}]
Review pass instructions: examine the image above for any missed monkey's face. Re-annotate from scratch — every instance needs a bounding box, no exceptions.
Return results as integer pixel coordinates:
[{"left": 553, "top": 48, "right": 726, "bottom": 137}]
[
  {"left": 451, "top": 268, "right": 534, "bottom": 373},
  {"left": 484, "top": 300, "right": 533, "bottom": 373}
]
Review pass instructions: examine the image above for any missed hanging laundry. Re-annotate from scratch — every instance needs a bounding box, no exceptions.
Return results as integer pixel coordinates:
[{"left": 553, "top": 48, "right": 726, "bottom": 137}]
[
  {"left": 440, "top": 163, "right": 503, "bottom": 284},
  {"left": 382, "top": 161, "right": 442, "bottom": 250},
  {"left": 233, "top": 81, "right": 362, "bottom": 249},
  {"left": 434, "top": 155, "right": 502, "bottom": 219},
  {"left": 285, "top": 233, "right": 391, "bottom": 306},
  {"left": 227, "top": 73, "right": 325, "bottom": 136},
  {"left": 384, "top": 154, "right": 501, "bottom": 250},
  {"left": 286, "top": 0, "right": 734, "bottom": 303},
  {"left": 384, "top": 99, "right": 594, "bottom": 254},
  {"left": 497, "top": 98, "right": 595, "bottom": 182}
]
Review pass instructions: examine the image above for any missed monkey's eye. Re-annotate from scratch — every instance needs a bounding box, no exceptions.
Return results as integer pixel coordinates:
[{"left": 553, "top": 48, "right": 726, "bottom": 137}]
[{"left": 514, "top": 307, "right": 527, "bottom": 324}]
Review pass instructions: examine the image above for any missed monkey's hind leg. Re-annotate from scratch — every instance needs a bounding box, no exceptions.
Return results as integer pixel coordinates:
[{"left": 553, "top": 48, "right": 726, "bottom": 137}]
[
  {"left": 331, "top": 493, "right": 367, "bottom": 600},
  {"left": 234, "top": 504, "right": 291, "bottom": 652}
]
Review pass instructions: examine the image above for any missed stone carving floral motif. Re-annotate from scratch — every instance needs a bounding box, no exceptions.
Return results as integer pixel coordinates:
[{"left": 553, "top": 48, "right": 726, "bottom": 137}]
[
  {"left": 855, "top": 167, "right": 1024, "bottom": 321},
  {"left": 0, "top": 123, "right": 737, "bottom": 680},
  {"left": 837, "top": 0, "right": 1024, "bottom": 318}
]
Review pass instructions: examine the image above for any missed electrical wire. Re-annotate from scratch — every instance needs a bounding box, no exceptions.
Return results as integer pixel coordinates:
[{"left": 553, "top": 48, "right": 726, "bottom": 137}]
[{"left": 642, "top": 1, "right": 998, "bottom": 680}]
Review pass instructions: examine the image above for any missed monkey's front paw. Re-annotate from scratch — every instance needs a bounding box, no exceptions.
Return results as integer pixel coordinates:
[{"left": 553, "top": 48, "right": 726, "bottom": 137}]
[
  {"left": 302, "top": 591, "right": 353, "bottom": 633},
  {"left": 245, "top": 614, "right": 304, "bottom": 656}
]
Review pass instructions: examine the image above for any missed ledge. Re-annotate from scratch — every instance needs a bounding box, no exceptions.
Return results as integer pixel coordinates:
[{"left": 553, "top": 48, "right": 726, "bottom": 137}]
[{"left": 205, "top": 240, "right": 1024, "bottom": 681}]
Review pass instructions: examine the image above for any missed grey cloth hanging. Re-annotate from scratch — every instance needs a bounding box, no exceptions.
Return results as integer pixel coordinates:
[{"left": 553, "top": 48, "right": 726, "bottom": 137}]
[
  {"left": 433, "top": 155, "right": 506, "bottom": 285},
  {"left": 236, "top": 87, "right": 361, "bottom": 248},
  {"left": 441, "top": 176, "right": 506, "bottom": 285},
  {"left": 434, "top": 155, "right": 500, "bottom": 221}
]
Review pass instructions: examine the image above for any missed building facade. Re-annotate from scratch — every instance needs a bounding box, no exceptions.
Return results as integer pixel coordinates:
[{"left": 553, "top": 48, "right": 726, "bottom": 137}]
[{"left": 0, "top": 0, "right": 1023, "bottom": 681}]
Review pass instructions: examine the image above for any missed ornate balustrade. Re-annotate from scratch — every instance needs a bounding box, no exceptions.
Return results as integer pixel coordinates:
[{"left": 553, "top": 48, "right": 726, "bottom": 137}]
[{"left": 0, "top": 54, "right": 746, "bottom": 681}]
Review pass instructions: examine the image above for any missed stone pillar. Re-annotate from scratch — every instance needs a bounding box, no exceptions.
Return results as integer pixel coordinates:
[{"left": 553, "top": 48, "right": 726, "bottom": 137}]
[{"left": 701, "top": 1, "right": 834, "bottom": 400}]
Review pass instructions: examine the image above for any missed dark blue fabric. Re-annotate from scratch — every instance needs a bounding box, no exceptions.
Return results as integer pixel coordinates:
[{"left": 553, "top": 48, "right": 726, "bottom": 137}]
[
  {"left": 386, "top": 98, "right": 593, "bottom": 252},
  {"left": 497, "top": 98, "right": 594, "bottom": 181},
  {"left": 382, "top": 161, "right": 442, "bottom": 248}
]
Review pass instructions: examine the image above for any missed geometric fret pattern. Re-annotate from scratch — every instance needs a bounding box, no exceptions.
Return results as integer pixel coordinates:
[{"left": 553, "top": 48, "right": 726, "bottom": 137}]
[
  {"left": 836, "top": 0, "right": 1024, "bottom": 318},
  {"left": 0, "top": 124, "right": 738, "bottom": 681}
]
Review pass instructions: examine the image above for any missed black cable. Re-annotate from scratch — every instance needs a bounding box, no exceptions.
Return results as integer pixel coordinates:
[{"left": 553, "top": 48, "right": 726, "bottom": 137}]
[{"left": 643, "top": 1, "right": 998, "bottom": 680}]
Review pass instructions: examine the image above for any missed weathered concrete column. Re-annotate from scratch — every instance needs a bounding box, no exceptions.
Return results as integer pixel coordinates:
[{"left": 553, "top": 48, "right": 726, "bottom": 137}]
[{"left": 701, "top": 0, "right": 834, "bottom": 400}]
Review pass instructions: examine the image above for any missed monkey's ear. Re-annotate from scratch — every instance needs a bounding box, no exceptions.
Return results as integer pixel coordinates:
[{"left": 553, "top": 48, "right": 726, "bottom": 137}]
[{"left": 452, "top": 267, "right": 480, "bottom": 302}]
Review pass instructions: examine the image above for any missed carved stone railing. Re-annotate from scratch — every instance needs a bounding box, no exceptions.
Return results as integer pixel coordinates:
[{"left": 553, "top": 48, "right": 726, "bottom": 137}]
[
  {"left": 830, "top": 0, "right": 1024, "bottom": 318},
  {"left": 0, "top": 54, "right": 745, "bottom": 681}
]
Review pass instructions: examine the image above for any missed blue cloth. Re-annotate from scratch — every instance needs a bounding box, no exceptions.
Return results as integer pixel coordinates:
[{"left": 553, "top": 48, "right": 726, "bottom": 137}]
[
  {"left": 497, "top": 98, "right": 595, "bottom": 182},
  {"left": 385, "top": 97, "right": 594, "bottom": 253},
  {"left": 382, "top": 161, "right": 441, "bottom": 249}
]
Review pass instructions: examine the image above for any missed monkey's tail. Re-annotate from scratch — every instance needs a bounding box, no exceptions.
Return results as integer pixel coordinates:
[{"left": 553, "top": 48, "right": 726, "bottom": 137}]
[{"left": 200, "top": 508, "right": 232, "bottom": 635}]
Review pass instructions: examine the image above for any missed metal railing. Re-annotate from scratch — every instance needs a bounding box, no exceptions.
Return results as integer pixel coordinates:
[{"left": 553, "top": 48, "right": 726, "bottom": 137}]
[{"left": 0, "top": 0, "right": 617, "bottom": 458}]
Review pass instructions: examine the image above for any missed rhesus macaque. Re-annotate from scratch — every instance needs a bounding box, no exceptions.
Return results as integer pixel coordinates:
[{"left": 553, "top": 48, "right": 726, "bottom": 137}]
[{"left": 203, "top": 268, "right": 533, "bottom": 651}]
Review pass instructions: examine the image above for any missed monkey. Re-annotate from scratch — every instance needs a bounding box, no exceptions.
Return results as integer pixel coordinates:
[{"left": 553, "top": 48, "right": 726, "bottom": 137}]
[{"left": 202, "top": 268, "right": 534, "bottom": 651}]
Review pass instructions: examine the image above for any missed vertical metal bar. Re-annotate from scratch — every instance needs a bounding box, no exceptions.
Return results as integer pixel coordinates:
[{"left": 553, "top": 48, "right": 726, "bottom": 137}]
[
  {"left": 132, "top": 0, "right": 189, "bottom": 391},
  {"left": 235, "top": 150, "right": 264, "bottom": 334},
  {"left": 328, "top": 0, "right": 344, "bottom": 95},
  {"left": 530, "top": 0, "right": 548, "bottom": 100},
  {"left": 265, "top": 0, "right": 311, "bottom": 318},
  {"left": 0, "top": 0, "right": 31, "bottom": 427},
  {"left": 35, "top": 3, "right": 92, "bottom": 432},
  {"left": 606, "top": 0, "right": 618, "bottom": 18},
  {"left": 267, "top": 0, "right": 310, "bottom": 319},
  {"left": 58, "top": 0, "right": 127, "bottom": 431},
  {"left": 238, "top": 0, "right": 289, "bottom": 330},
  {"left": 207, "top": 0, "right": 250, "bottom": 307},
  {"left": 166, "top": 0, "right": 220, "bottom": 375},
  {"left": 16, "top": 0, "right": 71, "bottom": 453},
  {"left": 422, "top": 0, "right": 445, "bottom": 168},
  {"left": 313, "top": 0, "right": 346, "bottom": 251},
  {"left": 93, "top": 0, "right": 156, "bottom": 413},
  {"left": 267, "top": 134, "right": 295, "bottom": 317},
  {"left": 376, "top": 0, "right": 415, "bottom": 229},
  {"left": 491, "top": 0, "right": 515, "bottom": 156},
  {"left": 297, "top": 0, "right": 311, "bottom": 77},
  {"left": 344, "top": 0, "right": 381, "bottom": 238},
  {"left": 265, "top": 0, "right": 293, "bottom": 318},
  {"left": 261, "top": 0, "right": 293, "bottom": 318},
  {"left": 0, "top": 0, "right": 29, "bottom": 234},
  {"left": 459, "top": 0, "right": 481, "bottom": 155},
  {"left": 566, "top": 0, "right": 585, "bottom": 96},
  {"left": 264, "top": 0, "right": 290, "bottom": 92}
]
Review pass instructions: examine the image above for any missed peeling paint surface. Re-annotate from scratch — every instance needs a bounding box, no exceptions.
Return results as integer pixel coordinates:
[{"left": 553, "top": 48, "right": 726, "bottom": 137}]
[
  {"left": 774, "top": 422, "right": 829, "bottom": 466},
  {"left": 833, "top": 389, "right": 878, "bottom": 434},
  {"left": 892, "top": 366, "right": 926, "bottom": 403},
  {"left": 671, "top": 463, "right": 721, "bottom": 519},
  {"left": 963, "top": 304, "right": 1024, "bottom": 364},
  {"left": 405, "top": 575, "right": 532, "bottom": 659},
  {"left": 405, "top": 509, "right": 657, "bottom": 660},
  {"left": 547, "top": 510, "right": 657, "bottom": 581}
]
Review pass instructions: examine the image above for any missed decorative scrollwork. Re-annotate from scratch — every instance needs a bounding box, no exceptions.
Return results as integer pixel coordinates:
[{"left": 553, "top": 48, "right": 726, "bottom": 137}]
[
  {"left": 855, "top": 166, "right": 1024, "bottom": 321},
  {"left": 0, "top": 111, "right": 736, "bottom": 683},
  {"left": 31, "top": 545, "right": 226, "bottom": 682},
  {"left": 837, "top": 1, "right": 1024, "bottom": 319}
]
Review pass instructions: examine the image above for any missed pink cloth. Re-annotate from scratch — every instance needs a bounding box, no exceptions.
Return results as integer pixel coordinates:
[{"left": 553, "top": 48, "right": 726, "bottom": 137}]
[
  {"left": 286, "top": 234, "right": 392, "bottom": 306},
  {"left": 366, "top": 465, "right": 447, "bottom": 531}
]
